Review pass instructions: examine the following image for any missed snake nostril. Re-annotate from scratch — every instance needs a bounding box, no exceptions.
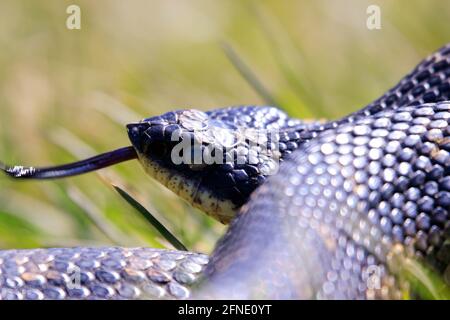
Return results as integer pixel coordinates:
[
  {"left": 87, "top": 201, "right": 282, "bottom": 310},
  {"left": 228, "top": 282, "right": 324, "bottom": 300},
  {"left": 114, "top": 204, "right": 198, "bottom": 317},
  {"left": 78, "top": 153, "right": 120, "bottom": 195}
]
[{"left": 127, "top": 123, "right": 151, "bottom": 152}]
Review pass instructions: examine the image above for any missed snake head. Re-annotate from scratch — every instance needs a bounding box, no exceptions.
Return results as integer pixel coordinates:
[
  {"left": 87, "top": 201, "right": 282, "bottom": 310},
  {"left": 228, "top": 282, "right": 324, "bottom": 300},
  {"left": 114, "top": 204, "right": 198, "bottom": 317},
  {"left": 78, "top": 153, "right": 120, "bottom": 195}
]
[{"left": 127, "top": 109, "right": 282, "bottom": 223}]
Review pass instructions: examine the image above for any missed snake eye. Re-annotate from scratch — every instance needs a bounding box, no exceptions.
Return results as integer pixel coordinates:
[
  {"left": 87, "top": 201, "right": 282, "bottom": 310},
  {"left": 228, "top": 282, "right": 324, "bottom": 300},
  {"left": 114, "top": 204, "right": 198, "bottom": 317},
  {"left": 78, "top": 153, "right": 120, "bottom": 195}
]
[{"left": 149, "top": 141, "right": 168, "bottom": 158}]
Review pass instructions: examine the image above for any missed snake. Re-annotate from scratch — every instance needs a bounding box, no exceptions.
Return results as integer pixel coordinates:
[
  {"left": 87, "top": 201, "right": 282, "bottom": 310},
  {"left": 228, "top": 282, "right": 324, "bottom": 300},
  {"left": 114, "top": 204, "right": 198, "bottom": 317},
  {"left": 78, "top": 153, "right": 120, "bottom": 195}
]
[{"left": 0, "top": 44, "right": 449, "bottom": 300}]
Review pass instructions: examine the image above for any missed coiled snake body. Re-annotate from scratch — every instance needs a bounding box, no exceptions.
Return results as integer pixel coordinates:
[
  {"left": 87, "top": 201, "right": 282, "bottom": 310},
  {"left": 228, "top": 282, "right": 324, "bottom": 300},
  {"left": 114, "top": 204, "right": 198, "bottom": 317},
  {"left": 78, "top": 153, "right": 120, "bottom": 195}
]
[{"left": 0, "top": 45, "right": 449, "bottom": 300}]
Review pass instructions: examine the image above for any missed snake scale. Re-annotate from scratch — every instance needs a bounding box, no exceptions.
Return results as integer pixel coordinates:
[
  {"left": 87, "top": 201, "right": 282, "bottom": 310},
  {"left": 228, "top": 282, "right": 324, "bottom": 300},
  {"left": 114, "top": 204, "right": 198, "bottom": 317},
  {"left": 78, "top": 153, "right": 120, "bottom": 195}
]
[{"left": 0, "top": 44, "right": 449, "bottom": 300}]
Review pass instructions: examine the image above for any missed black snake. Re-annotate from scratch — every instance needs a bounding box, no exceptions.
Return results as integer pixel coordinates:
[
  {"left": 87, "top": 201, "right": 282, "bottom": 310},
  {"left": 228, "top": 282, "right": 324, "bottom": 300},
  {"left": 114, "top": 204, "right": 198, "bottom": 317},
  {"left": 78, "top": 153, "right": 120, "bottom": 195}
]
[{"left": 0, "top": 44, "right": 449, "bottom": 300}]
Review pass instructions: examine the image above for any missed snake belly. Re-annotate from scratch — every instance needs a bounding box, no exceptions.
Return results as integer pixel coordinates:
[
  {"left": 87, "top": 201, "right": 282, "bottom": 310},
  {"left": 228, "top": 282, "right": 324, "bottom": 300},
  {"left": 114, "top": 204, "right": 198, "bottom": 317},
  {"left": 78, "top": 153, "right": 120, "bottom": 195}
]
[{"left": 1, "top": 44, "right": 450, "bottom": 299}]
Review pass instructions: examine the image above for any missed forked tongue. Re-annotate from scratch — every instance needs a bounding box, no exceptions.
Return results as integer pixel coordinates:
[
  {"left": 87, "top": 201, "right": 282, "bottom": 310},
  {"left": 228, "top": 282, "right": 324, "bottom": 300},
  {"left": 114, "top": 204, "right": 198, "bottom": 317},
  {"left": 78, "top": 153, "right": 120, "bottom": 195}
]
[{"left": 0, "top": 146, "right": 137, "bottom": 179}]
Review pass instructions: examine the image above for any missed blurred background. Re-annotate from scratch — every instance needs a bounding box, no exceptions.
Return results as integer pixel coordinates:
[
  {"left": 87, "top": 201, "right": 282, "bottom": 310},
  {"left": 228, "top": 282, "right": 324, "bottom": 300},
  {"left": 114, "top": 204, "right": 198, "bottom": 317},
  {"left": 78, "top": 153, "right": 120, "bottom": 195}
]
[{"left": 0, "top": 0, "right": 449, "bottom": 254}]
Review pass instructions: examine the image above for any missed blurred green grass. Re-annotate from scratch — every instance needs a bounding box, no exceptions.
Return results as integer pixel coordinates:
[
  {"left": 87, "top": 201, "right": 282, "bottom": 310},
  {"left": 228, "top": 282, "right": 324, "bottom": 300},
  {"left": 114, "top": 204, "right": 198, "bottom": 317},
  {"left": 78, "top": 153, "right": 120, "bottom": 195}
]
[{"left": 0, "top": 0, "right": 449, "bottom": 264}]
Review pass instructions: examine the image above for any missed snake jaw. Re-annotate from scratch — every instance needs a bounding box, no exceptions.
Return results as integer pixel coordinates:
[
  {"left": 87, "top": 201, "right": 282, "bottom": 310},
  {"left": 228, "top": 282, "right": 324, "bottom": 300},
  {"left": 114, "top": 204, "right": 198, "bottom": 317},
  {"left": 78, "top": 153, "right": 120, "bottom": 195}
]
[{"left": 134, "top": 147, "right": 238, "bottom": 223}]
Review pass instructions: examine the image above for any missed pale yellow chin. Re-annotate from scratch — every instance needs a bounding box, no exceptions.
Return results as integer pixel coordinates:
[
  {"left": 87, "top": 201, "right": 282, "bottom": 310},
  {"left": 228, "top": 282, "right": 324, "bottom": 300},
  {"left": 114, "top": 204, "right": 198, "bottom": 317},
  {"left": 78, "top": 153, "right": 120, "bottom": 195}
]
[{"left": 136, "top": 152, "right": 237, "bottom": 224}]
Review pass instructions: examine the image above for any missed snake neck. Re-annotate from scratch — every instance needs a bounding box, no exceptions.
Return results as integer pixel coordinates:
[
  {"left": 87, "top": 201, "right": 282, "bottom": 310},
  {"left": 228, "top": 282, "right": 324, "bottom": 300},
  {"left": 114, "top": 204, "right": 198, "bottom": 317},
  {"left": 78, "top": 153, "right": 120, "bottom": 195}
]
[{"left": 197, "top": 101, "right": 450, "bottom": 299}]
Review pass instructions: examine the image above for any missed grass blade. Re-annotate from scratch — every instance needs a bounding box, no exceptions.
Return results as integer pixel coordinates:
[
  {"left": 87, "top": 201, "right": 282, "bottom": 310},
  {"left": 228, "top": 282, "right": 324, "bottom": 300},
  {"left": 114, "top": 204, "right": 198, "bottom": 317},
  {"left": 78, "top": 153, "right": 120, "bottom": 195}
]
[
  {"left": 251, "top": 5, "right": 325, "bottom": 118},
  {"left": 66, "top": 185, "right": 132, "bottom": 246},
  {"left": 402, "top": 257, "right": 450, "bottom": 300},
  {"left": 222, "top": 42, "right": 279, "bottom": 107},
  {"left": 113, "top": 185, "right": 187, "bottom": 251}
]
